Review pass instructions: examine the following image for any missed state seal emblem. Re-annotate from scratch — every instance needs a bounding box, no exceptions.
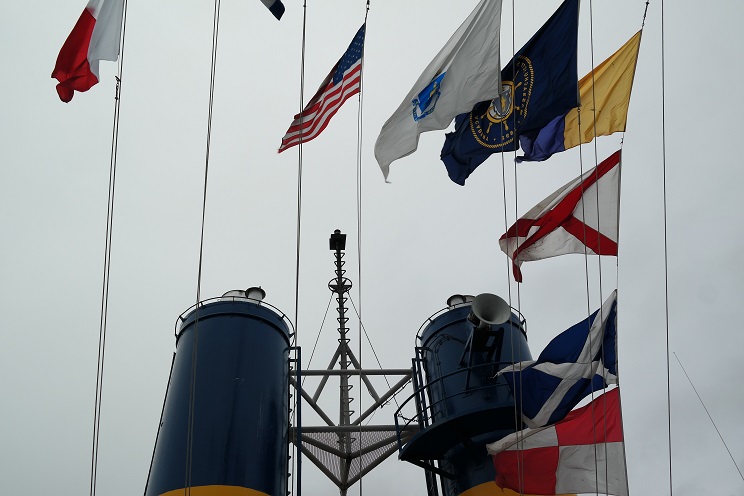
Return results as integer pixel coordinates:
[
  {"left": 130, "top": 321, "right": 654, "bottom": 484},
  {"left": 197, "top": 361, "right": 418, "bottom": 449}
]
[
  {"left": 469, "top": 55, "right": 535, "bottom": 149},
  {"left": 412, "top": 72, "right": 446, "bottom": 122}
]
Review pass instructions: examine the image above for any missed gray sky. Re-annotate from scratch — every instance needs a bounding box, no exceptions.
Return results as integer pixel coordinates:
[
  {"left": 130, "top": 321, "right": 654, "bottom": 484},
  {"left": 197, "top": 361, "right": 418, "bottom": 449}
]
[{"left": 1, "top": 0, "right": 743, "bottom": 495}]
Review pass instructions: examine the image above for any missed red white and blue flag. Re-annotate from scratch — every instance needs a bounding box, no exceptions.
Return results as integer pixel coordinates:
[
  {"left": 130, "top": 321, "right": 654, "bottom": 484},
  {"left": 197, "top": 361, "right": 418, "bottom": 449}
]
[
  {"left": 52, "top": 0, "right": 124, "bottom": 102},
  {"left": 487, "top": 388, "right": 628, "bottom": 496},
  {"left": 500, "top": 150, "right": 621, "bottom": 282},
  {"left": 279, "top": 24, "right": 365, "bottom": 152}
]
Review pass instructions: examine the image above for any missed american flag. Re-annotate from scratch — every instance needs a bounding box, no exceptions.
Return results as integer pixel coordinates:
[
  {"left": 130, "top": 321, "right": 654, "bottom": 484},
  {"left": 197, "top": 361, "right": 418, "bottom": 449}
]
[{"left": 279, "top": 24, "right": 365, "bottom": 152}]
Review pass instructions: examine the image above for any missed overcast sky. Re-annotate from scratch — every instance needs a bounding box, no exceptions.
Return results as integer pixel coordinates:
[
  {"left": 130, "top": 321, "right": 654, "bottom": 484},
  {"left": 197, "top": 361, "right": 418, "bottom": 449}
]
[{"left": 1, "top": 0, "right": 743, "bottom": 495}]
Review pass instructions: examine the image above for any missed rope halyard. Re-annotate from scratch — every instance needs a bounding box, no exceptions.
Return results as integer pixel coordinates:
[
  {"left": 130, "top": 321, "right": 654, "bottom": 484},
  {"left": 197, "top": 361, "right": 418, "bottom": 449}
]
[
  {"left": 185, "top": 0, "right": 222, "bottom": 492},
  {"left": 499, "top": 2, "right": 528, "bottom": 494},
  {"left": 89, "top": 0, "right": 129, "bottom": 494},
  {"left": 658, "top": 0, "right": 674, "bottom": 493},
  {"left": 290, "top": 4, "right": 309, "bottom": 496},
  {"left": 293, "top": 0, "right": 309, "bottom": 352},
  {"left": 355, "top": 2, "right": 370, "bottom": 494},
  {"left": 584, "top": 1, "right": 607, "bottom": 493}
]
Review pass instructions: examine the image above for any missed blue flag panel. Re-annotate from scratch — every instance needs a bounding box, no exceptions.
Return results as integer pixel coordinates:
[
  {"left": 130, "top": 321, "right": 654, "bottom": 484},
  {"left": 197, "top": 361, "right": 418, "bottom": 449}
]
[
  {"left": 440, "top": 0, "right": 579, "bottom": 185},
  {"left": 500, "top": 290, "right": 618, "bottom": 428}
]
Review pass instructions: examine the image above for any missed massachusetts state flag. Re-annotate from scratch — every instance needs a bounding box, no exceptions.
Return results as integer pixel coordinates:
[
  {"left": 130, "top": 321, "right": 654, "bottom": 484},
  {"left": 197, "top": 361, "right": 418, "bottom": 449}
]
[
  {"left": 279, "top": 24, "right": 365, "bottom": 152},
  {"left": 500, "top": 150, "right": 621, "bottom": 282},
  {"left": 52, "top": 0, "right": 124, "bottom": 102},
  {"left": 499, "top": 290, "right": 618, "bottom": 428},
  {"left": 487, "top": 388, "right": 628, "bottom": 496},
  {"left": 374, "top": 0, "right": 503, "bottom": 181}
]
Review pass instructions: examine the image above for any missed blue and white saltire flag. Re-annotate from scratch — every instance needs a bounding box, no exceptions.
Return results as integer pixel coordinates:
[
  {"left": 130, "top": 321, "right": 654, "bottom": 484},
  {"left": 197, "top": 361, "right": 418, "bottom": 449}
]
[
  {"left": 500, "top": 290, "right": 619, "bottom": 428},
  {"left": 374, "top": 0, "right": 503, "bottom": 181},
  {"left": 260, "top": 0, "right": 284, "bottom": 20}
]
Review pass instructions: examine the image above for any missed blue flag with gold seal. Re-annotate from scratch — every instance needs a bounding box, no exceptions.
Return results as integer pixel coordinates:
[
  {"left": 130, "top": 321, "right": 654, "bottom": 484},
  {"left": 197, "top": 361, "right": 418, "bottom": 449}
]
[{"left": 440, "top": 0, "right": 579, "bottom": 185}]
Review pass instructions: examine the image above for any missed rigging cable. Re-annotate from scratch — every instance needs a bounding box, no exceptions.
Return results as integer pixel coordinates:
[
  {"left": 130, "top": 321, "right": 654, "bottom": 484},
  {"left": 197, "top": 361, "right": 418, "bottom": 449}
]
[
  {"left": 617, "top": 6, "right": 651, "bottom": 493},
  {"left": 89, "top": 0, "right": 128, "bottom": 494},
  {"left": 660, "top": 0, "right": 674, "bottom": 492},
  {"left": 612, "top": 4, "right": 652, "bottom": 495},
  {"left": 288, "top": 293, "right": 331, "bottom": 436},
  {"left": 348, "top": 296, "right": 400, "bottom": 410},
  {"left": 291, "top": 5, "right": 309, "bottom": 496},
  {"left": 582, "top": 1, "right": 605, "bottom": 494},
  {"left": 498, "top": 2, "right": 526, "bottom": 494},
  {"left": 673, "top": 353, "right": 744, "bottom": 482},
  {"left": 587, "top": 11, "right": 650, "bottom": 462},
  {"left": 293, "top": 0, "right": 309, "bottom": 350},
  {"left": 184, "top": 0, "right": 222, "bottom": 492},
  {"left": 300, "top": 294, "right": 335, "bottom": 385},
  {"left": 355, "top": 2, "right": 371, "bottom": 495}
]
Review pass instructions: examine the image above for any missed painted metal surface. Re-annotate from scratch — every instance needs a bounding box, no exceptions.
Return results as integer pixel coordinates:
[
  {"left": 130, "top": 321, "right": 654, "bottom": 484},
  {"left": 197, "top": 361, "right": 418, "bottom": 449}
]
[
  {"left": 399, "top": 301, "right": 533, "bottom": 496},
  {"left": 145, "top": 298, "right": 291, "bottom": 496}
]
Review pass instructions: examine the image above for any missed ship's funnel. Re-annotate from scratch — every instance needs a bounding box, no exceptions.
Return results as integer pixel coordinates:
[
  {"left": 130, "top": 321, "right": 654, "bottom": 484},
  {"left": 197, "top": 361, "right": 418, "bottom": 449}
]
[
  {"left": 396, "top": 294, "right": 532, "bottom": 496},
  {"left": 145, "top": 292, "right": 292, "bottom": 496}
]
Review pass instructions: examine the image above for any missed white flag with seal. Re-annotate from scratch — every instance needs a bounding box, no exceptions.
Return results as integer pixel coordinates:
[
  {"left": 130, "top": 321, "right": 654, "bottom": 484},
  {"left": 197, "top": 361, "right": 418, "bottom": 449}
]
[{"left": 374, "top": 0, "right": 503, "bottom": 181}]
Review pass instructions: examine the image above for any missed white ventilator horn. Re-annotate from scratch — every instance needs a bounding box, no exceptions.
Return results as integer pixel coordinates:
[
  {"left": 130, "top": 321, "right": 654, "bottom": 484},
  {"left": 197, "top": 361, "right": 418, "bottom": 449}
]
[
  {"left": 470, "top": 293, "right": 511, "bottom": 326},
  {"left": 245, "top": 286, "right": 266, "bottom": 301},
  {"left": 446, "top": 294, "right": 474, "bottom": 307}
]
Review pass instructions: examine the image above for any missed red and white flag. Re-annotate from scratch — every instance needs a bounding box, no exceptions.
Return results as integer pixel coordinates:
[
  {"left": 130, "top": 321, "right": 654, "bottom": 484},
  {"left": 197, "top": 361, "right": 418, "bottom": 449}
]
[
  {"left": 500, "top": 150, "right": 621, "bottom": 282},
  {"left": 278, "top": 24, "right": 365, "bottom": 152},
  {"left": 52, "top": 0, "right": 124, "bottom": 102},
  {"left": 487, "top": 388, "right": 627, "bottom": 496}
]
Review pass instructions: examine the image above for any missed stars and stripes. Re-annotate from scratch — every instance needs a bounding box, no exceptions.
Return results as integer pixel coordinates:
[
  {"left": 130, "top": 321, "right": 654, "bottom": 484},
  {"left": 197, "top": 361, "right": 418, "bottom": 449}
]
[{"left": 278, "top": 24, "right": 365, "bottom": 152}]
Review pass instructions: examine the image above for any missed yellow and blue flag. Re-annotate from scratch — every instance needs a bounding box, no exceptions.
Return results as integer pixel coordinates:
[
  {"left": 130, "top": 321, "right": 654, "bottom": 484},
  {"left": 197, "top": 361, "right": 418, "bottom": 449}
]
[
  {"left": 518, "top": 31, "right": 642, "bottom": 162},
  {"left": 440, "top": 0, "right": 579, "bottom": 185}
]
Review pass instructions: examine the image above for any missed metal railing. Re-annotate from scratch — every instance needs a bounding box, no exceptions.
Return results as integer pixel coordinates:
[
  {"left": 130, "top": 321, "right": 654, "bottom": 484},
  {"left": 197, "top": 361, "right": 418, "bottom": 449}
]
[
  {"left": 414, "top": 302, "right": 527, "bottom": 346},
  {"left": 173, "top": 295, "right": 295, "bottom": 338},
  {"left": 393, "top": 357, "right": 514, "bottom": 454}
]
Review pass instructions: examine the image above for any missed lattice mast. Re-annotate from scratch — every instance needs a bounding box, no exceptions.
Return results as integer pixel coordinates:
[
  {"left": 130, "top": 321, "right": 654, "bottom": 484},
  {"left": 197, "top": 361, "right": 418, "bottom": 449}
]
[
  {"left": 329, "top": 230, "right": 354, "bottom": 480},
  {"left": 289, "top": 230, "right": 416, "bottom": 496}
]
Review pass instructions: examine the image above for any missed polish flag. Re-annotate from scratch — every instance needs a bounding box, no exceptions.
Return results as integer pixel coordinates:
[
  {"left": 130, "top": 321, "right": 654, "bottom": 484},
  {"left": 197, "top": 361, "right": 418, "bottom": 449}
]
[
  {"left": 52, "top": 0, "right": 124, "bottom": 102},
  {"left": 487, "top": 388, "right": 628, "bottom": 496},
  {"left": 500, "top": 150, "right": 621, "bottom": 282}
]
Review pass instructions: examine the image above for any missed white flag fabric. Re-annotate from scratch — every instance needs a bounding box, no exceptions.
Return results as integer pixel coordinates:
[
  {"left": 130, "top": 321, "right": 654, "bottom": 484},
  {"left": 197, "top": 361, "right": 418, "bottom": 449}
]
[
  {"left": 374, "top": 0, "right": 503, "bottom": 181},
  {"left": 52, "top": 0, "right": 124, "bottom": 102},
  {"left": 498, "top": 289, "right": 619, "bottom": 428},
  {"left": 487, "top": 388, "right": 628, "bottom": 496},
  {"left": 500, "top": 150, "right": 621, "bottom": 282}
]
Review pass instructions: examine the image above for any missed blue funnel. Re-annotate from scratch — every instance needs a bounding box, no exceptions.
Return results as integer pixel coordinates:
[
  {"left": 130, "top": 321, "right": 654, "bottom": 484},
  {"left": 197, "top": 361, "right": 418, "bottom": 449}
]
[{"left": 145, "top": 292, "right": 292, "bottom": 496}]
